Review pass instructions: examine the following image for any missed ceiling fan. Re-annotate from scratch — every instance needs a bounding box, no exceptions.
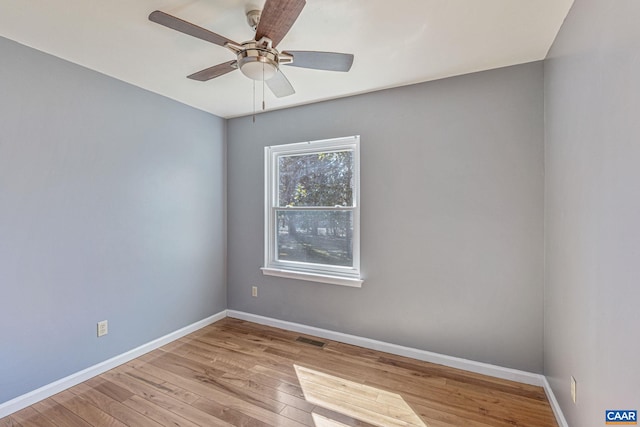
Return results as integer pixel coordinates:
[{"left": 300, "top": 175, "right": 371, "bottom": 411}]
[{"left": 149, "top": 0, "right": 354, "bottom": 98}]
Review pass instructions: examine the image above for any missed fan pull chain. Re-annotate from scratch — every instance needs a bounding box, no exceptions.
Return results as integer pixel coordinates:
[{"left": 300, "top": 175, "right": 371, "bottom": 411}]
[
  {"left": 262, "top": 62, "right": 266, "bottom": 110},
  {"left": 252, "top": 79, "right": 256, "bottom": 123}
]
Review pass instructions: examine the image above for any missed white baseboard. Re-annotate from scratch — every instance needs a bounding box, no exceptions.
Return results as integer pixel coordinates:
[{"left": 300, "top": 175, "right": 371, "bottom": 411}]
[
  {"left": 226, "top": 310, "right": 543, "bottom": 386},
  {"left": 0, "top": 310, "right": 227, "bottom": 419},
  {"left": 542, "top": 377, "right": 570, "bottom": 427}
]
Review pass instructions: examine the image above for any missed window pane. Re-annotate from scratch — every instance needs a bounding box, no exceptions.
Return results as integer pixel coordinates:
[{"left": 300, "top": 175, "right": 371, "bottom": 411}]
[
  {"left": 276, "top": 210, "right": 353, "bottom": 267},
  {"left": 278, "top": 151, "right": 353, "bottom": 207}
]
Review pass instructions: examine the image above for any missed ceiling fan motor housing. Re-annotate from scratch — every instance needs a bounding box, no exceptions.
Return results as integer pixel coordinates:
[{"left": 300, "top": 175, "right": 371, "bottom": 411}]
[
  {"left": 227, "top": 37, "right": 292, "bottom": 81},
  {"left": 238, "top": 40, "right": 278, "bottom": 81}
]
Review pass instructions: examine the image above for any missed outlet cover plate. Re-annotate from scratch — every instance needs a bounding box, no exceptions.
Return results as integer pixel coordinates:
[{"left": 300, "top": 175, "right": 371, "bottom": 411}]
[{"left": 97, "top": 320, "right": 108, "bottom": 337}]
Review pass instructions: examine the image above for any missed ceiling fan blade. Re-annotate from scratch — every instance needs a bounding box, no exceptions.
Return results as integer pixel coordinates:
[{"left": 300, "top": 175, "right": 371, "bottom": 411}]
[
  {"left": 283, "top": 51, "right": 354, "bottom": 72},
  {"left": 149, "top": 11, "right": 238, "bottom": 47},
  {"left": 187, "top": 60, "right": 237, "bottom": 81},
  {"left": 255, "top": 0, "right": 306, "bottom": 48},
  {"left": 266, "top": 70, "right": 296, "bottom": 98}
]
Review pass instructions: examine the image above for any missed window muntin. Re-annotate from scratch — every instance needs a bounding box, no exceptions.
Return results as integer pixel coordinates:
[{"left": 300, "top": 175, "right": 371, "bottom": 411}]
[{"left": 264, "top": 136, "right": 361, "bottom": 285}]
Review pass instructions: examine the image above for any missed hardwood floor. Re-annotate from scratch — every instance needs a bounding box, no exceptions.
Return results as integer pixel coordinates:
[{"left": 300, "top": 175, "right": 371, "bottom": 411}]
[{"left": 1, "top": 318, "right": 558, "bottom": 426}]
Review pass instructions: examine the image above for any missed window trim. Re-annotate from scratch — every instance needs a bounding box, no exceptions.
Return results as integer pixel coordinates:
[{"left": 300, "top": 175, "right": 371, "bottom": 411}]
[{"left": 263, "top": 135, "right": 362, "bottom": 287}]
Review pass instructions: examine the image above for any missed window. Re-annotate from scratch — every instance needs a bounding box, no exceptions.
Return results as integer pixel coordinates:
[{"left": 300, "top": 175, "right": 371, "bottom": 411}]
[{"left": 263, "top": 136, "right": 362, "bottom": 287}]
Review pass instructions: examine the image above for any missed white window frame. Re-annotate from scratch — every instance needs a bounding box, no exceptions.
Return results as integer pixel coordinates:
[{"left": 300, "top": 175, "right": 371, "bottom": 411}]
[{"left": 262, "top": 135, "right": 362, "bottom": 287}]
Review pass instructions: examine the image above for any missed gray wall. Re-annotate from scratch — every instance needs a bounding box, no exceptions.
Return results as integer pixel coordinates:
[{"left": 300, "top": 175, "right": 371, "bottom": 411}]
[
  {"left": 228, "top": 62, "right": 545, "bottom": 373},
  {"left": 0, "top": 37, "right": 226, "bottom": 404},
  {"left": 544, "top": 0, "right": 640, "bottom": 425}
]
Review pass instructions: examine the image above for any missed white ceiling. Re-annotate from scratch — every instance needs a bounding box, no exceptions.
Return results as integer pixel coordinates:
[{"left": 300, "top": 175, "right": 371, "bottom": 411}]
[{"left": 0, "top": 0, "right": 573, "bottom": 118}]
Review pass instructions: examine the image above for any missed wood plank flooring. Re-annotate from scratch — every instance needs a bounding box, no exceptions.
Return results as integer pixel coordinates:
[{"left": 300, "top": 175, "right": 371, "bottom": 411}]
[{"left": 1, "top": 318, "right": 558, "bottom": 426}]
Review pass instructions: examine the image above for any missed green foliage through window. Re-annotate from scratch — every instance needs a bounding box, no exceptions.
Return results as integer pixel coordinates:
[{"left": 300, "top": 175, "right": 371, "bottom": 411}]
[{"left": 278, "top": 151, "right": 353, "bottom": 207}]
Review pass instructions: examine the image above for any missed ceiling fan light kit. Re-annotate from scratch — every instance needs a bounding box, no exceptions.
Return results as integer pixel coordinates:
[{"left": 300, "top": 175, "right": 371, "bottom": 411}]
[
  {"left": 226, "top": 37, "right": 293, "bottom": 81},
  {"left": 238, "top": 48, "right": 278, "bottom": 81},
  {"left": 148, "top": 0, "right": 353, "bottom": 98}
]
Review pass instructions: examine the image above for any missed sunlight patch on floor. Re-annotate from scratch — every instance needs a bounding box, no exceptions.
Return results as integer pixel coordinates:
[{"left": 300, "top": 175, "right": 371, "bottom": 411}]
[{"left": 295, "top": 364, "right": 427, "bottom": 427}]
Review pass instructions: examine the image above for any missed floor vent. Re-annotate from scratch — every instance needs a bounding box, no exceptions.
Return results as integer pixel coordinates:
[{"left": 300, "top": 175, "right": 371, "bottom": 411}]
[{"left": 296, "top": 337, "right": 326, "bottom": 347}]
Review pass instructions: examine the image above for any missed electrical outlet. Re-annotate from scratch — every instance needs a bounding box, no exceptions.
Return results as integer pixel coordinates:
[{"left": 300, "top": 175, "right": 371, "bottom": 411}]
[
  {"left": 570, "top": 376, "right": 577, "bottom": 403},
  {"left": 252, "top": 286, "right": 258, "bottom": 297},
  {"left": 97, "top": 320, "right": 108, "bottom": 337}
]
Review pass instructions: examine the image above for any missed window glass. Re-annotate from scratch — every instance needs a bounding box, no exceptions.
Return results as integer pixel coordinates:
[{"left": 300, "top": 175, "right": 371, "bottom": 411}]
[
  {"left": 278, "top": 151, "right": 354, "bottom": 207},
  {"left": 276, "top": 210, "right": 353, "bottom": 266}
]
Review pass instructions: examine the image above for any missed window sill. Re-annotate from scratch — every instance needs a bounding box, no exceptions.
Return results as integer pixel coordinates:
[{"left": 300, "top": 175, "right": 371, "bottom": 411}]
[{"left": 261, "top": 267, "right": 363, "bottom": 288}]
